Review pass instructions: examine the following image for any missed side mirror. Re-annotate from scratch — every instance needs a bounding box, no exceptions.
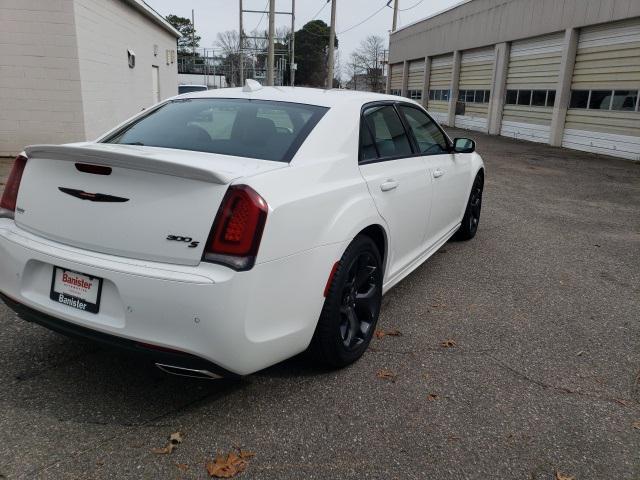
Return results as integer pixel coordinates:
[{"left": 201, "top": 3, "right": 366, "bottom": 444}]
[{"left": 453, "top": 137, "right": 475, "bottom": 154}]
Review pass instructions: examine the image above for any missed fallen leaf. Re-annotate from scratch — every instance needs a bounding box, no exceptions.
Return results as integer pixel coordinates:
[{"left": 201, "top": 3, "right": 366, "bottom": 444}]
[
  {"left": 206, "top": 450, "right": 250, "bottom": 478},
  {"left": 96, "top": 459, "right": 105, "bottom": 466},
  {"left": 576, "top": 351, "right": 584, "bottom": 356},
  {"left": 152, "top": 431, "right": 184, "bottom": 455},
  {"left": 555, "top": 472, "right": 575, "bottom": 480},
  {"left": 632, "top": 420, "right": 640, "bottom": 430},
  {"left": 176, "top": 463, "right": 189, "bottom": 472},
  {"left": 427, "top": 393, "right": 438, "bottom": 401},
  {"left": 376, "top": 369, "right": 396, "bottom": 380},
  {"left": 615, "top": 399, "right": 629, "bottom": 406},
  {"left": 441, "top": 339, "right": 457, "bottom": 348},
  {"left": 152, "top": 443, "right": 176, "bottom": 455},
  {"left": 238, "top": 450, "right": 255, "bottom": 460},
  {"left": 431, "top": 303, "right": 446, "bottom": 308},
  {"left": 375, "top": 329, "right": 402, "bottom": 339}
]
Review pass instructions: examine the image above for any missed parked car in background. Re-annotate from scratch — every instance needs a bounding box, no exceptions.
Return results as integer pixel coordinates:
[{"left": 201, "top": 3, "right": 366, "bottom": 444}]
[
  {"left": 178, "top": 84, "right": 208, "bottom": 95},
  {"left": 0, "top": 83, "right": 484, "bottom": 378}
]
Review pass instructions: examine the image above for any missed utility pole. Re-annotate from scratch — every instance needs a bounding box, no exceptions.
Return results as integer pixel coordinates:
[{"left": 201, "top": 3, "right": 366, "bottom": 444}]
[
  {"left": 290, "top": 0, "right": 296, "bottom": 86},
  {"left": 266, "top": 0, "right": 275, "bottom": 86},
  {"left": 326, "top": 0, "right": 337, "bottom": 89},
  {"left": 191, "top": 9, "right": 196, "bottom": 66},
  {"left": 391, "top": 0, "right": 399, "bottom": 32},
  {"left": 239, "top": 0, "right": 244, "bottom": 86}
]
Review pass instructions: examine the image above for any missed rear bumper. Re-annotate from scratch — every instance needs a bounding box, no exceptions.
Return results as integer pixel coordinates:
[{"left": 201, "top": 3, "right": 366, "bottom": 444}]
[
  {"left": 0, "top": 291, "right": 235, "bottom": 377},
  {"left": 0, "top": 220, "right": 346, "bottom": 375}
]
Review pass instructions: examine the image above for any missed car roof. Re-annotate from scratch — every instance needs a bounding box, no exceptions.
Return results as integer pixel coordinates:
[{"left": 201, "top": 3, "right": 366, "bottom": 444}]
[{"left": 175, "top": 86, "right": 417, "bottom": 109}]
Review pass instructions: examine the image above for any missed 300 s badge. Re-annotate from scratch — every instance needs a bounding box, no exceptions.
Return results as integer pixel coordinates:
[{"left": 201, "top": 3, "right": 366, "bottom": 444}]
[{"left": 166, "top": 235, "right": 200, "bottom": 248}]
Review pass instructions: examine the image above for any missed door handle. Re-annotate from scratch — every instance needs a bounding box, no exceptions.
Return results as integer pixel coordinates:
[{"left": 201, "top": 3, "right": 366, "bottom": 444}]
[
  {"left": 433, "top": 169, "right": 445, "bottom": 178},
  {"left": 380, "top": 180, "right": 399, "bottom": 191}
]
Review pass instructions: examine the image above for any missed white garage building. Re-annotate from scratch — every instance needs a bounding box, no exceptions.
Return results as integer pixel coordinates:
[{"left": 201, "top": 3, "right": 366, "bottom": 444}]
[
  {"left": 387, "top": 0, "right": 640, "bottom": 160},
  {"left": 0, "top": 0, "right": 180, "bottom": 157}
]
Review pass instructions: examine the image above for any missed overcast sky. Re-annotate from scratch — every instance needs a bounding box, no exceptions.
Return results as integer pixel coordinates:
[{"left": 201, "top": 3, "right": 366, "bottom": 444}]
[{"left": 147, "top": 0, "right": 461, "bottom": 61}]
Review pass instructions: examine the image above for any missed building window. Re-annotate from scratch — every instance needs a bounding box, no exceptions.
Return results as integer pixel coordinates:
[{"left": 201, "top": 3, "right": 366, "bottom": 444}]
[
  {"left": 569, "top": 89, "right": 640, "bottom": 112},
  {"left": 390, "top": 89, "right": 402, "bottom": 96},
  {"left": 428, "top": 89, "right": 450, "bottom": 101},
  {"left": 517, "top": 90, "right": 531, "bottom": 106},
  {"left": 612, "top": 90, "right": 638, "bottom": 111},
  {"left": 546, "top": 90, "right": 555, "bottom": 107},
  {"left": 589, "top": 90, "right": 612, "bottom": 110},
  {"left": 569, "top": 90, "right": 590, "bottom": 109},
  {"left": 531, "top": 90, "right": 547, "bottom": 107},
  {"left": 407, "top": 89, "right": 422, "bottom": 100},
  {"left": 457, "top": 89, "right": 491, "bottom": 104},
  {"left": 506, "top": 89, "right": 555, "bottom": 107}
]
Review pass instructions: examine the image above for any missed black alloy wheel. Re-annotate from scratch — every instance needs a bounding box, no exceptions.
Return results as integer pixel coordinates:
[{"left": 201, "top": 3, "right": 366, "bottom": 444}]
[
  {"left": 308, "top": 235, "right": 383, "bottom": 367},
  {"left": 455, "top": 172, "right": 483, "bottom": 240},
  {"left": 338, "top": 251, "right": 379, "bottom": 350}
]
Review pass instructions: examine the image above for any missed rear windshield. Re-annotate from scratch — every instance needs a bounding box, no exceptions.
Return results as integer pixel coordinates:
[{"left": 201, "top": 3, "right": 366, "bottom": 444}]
[{"left": 105, "top": 98, "right": 328, "bottom": 162}]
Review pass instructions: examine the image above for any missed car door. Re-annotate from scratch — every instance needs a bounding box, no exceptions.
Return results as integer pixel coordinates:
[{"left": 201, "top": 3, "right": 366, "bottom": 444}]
[
  {"left": 397, "top": 105, "right": 470, "bottom": 247},
  {"left": 358, "top": 103, "right": 432, "bottom": 280}
]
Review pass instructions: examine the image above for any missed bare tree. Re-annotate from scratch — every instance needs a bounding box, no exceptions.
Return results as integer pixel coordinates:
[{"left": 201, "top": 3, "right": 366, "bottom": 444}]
[
  {"left": 350, "top": 35, "right": 386, "bottom": 93},
  {"left": 216, "top": 30, "right": 241, "bottom": 56}
]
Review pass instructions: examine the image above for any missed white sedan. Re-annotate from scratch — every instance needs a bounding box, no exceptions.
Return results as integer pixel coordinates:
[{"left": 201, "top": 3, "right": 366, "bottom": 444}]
[{"left": 0, "top": 84, "right": 484, "bottom": 378}]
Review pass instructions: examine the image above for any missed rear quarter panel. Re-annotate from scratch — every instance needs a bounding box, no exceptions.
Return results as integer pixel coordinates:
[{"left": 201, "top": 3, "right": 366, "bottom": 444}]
[{"left": 245, "top": 101, "right": 388, "bottom": 267}]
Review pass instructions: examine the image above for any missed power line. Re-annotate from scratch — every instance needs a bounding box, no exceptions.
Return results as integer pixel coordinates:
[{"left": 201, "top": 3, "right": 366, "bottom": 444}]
[
  {"left": 252, "top": 0, "right": 269, "bottom": 32},
  {"left": 338, "top": 2, "right": 388, "bottom": 34},
  {"left": 310, "top": 0, "right": 330, "bottom": 21},
  {"left": 398, "top": 0, "right": 425, "bottom": 11}
]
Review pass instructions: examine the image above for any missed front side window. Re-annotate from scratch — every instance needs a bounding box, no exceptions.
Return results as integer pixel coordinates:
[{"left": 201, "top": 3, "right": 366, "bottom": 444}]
[
  {"left": 105, "top": 98, "right": 328, "bottom": 162},
  {"left": 399, "top": 106, "right": 448, "bottom": 155},
  {"left": 362, "top": 105, "right": 413, "bottom": 159}
]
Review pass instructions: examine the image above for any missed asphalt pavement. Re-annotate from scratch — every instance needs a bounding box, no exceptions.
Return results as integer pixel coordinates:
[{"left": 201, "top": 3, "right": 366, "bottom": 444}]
[{"left": 0, "top": 131, "right": 638, "bottom": 479}]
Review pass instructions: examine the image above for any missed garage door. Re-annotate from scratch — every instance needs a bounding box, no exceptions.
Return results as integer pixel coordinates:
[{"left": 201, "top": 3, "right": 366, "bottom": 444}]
[
  {"left": 562, "top": 18, "right": 640, "bottom": 160},
  {"left": 389, "top": 63, "right": 403, "bottom": 96},
  {"left": 455, "top": 47, "right": 494, "bottom": 132},
  {"left": 427, "top": 54, "right": 453, "bottom": 125},
  {"left": 406, "top": 58, "right": 425, "bottom": 102},
  {"left": 500, "top": 32, "right": 564, "bottom": 143}
]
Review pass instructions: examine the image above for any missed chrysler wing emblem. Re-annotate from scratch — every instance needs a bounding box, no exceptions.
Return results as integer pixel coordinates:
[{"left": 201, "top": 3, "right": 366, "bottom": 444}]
[{"left": 58, "top": 187, "right": 129, "bottom": 203}]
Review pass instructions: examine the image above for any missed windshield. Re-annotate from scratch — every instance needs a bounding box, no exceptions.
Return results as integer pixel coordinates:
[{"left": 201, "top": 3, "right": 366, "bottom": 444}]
[
  {"left": 178, "top": 85, "right": 208, "bottom": 94},
  {"left": 105, "top": 98, "right": 328, "bottom": 162}
]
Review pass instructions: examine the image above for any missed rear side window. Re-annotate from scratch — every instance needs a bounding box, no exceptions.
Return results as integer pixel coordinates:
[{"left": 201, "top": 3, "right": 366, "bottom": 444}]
[
  {"left": 105, "top": 99, "right": 328, "bottom": 162},
  {"left": 362, "top": 105, "right": 412, "bottom": 159}
]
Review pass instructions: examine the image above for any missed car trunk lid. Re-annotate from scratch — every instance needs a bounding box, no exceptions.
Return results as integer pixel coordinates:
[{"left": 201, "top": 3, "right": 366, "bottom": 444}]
[{"left": 15, "top": 143, "right": 285, "bottom": 266}]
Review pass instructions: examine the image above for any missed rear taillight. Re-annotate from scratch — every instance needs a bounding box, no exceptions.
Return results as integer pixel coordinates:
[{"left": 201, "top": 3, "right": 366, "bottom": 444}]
[
  {"left": 0, "top": 154, "right": 28, "bottom": 219},
  {"left": 203, "top": 185, "right": 268, "bottom": 271}
]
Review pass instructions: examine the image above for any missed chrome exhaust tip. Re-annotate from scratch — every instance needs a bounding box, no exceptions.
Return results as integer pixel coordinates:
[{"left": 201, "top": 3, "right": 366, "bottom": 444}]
[{"left": 155, "top": 363, "right": 224, "bottom": 380}]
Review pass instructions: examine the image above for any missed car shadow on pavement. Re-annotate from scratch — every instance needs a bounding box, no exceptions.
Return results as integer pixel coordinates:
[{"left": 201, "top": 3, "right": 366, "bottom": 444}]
[{"left": 1, "top": 331, "right": 246, "bottom": 427}]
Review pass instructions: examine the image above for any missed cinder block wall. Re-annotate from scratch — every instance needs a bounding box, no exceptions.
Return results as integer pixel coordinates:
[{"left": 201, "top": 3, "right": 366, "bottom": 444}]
[{"left": 0, "top": 0, "right": 85, "bottom": 156}]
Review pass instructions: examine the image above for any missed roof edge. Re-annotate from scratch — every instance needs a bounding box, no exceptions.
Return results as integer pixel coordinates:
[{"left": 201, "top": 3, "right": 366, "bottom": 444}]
[
  {"left": 390, "top": 0, "right": 473, "bottom": 36},
  {"left": 121, "top": 0, "right": 181, "bottom": 38}
]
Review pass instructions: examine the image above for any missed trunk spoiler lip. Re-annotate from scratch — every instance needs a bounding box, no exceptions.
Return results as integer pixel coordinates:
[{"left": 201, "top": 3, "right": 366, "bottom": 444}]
[{"left": 23, "top": 144, "right": 250, "bottom": 185}]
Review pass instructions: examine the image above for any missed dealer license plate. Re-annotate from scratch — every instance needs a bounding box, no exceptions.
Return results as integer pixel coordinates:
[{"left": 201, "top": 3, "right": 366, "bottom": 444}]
[{"left": 50, "top": 267, "right": 103, "bottom": 314}]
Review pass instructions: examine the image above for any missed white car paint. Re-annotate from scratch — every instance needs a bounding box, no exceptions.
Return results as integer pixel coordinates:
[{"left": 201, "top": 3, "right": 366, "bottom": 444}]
[{"left": 0, "top": 87, "right": 484, "bottom": 376}]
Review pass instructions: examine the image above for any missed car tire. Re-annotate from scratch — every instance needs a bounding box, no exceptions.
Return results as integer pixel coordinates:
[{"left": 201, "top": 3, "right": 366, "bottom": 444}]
[
  {"left": 307, "top": 235, "right": 383, "bottom": 368},
  {"left": 455, "top": 171, "right": 484, "bottom": 241}
]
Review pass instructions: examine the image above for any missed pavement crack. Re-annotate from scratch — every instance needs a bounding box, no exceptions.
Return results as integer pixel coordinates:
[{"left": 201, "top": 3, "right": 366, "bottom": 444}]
[{"left": 488, "top": 354, "right": 640, "bottom": 409}]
